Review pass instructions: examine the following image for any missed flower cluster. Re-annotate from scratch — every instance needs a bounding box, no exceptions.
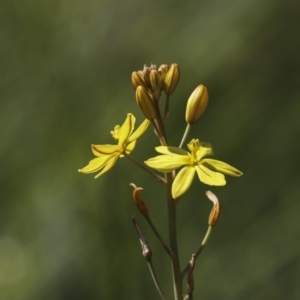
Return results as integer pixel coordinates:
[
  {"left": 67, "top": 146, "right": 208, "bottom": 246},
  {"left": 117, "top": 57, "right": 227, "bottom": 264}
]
[{"left": 79, "top": 63, "right": 242, "bottom": 199}]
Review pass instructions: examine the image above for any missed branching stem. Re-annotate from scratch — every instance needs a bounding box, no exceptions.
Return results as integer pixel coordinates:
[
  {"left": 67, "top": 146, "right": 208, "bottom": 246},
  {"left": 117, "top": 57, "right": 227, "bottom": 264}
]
[
  {"left": 125, "top": 154, "right": 166, "bottom": 185},
  {"left": 179, "top": 124, "right": 191, "bottom": 148},
  {"left": 181, "top": 225, "right": 213, "bottom": 278}
]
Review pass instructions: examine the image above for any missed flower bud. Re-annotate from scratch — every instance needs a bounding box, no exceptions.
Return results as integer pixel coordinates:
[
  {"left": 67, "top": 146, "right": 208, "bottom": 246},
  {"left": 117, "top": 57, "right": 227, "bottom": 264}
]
[
  {"left": 142, "top": 67, "right": 151, "bottom": 88},
  {"left": 136, "top": 86, "right": 157, "bottom": 120},
  {"left": 185, "top": 84, "right": 209, "bottom": 124},
  {"left": 164, "top": 63, "right": 180, "bottom": 95},
  {"left": 158, "top": 64, "right": 169, "bottom": 90},
  {"left": 131, "top": 71, "right": 146, "bottom": 89},
  {"left": 130, "top": 183, "right": 149, "bottom": 216},
  {"left": 150, "top": 70, "right": 161, "bottom": 100},
  {"left": 206, "top": 191, "right": 220, "bottom": 226}
]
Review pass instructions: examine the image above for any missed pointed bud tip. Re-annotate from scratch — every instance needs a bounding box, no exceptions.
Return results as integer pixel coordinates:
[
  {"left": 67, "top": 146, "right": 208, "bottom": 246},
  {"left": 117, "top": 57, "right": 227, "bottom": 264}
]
[
  {"left": 186, "top": 84, "right": 209, "bottom": 124},
  {"left": 131, "top": 183, "right": 149, "bottom": 216},
  {"left": 164, "top": 63, "right": 180, "bottom": 95},
  {"left": 206, "top": 191, "right": 220, "bottom": 226},
  {"left": 136, "top": 86, "right": 157, "bottom": 120},
  {"left": 131, "top": 71, "right": 146, "bottom": 89}
]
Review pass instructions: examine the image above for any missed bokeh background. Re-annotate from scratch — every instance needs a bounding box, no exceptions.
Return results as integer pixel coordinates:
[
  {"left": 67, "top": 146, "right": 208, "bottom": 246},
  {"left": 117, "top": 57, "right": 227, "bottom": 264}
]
[{"left": 1, "top": 0, "right": 300, "bottom": 299}]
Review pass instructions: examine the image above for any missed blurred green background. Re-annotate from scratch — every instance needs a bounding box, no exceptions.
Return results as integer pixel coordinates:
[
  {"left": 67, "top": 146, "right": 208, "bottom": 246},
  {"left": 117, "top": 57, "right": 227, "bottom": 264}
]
[{"left": 1, "top": 0, "right": 300, "bottom": 299}]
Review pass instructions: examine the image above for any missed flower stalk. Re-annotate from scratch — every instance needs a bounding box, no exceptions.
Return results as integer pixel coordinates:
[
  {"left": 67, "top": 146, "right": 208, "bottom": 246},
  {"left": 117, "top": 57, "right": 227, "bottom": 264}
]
[
  {"left": 166, "top": 172, "right": 183, "bottom": 300},
  {"left": 78, "top": 63, "right": 243, "bottom": 300}
]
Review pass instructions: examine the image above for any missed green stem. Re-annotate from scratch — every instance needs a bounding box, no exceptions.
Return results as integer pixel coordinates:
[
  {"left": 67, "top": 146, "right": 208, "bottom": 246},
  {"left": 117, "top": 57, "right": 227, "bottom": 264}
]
[
  {"left": 132, "top": 217, "right": 167, "bottom": 300},
  {"left": 145, "top": 215, "right": 171, "bottom": 256},
  {"left": 181, "top": 225, "right": 213, "bottom": 278},
  {"left": 179, "top": 124, "right": 191, "bottom": 148},
  {"left": 124, "top": 154, "right": 166, "bottom": 185},
  {"left": 151, "top": 119, "right": 167, "bottom": 146},
  {"left": 154, "top": 94, "right": 182, "bottom": 298},
  {"left": 166, "top": 172, "right": 182, "bottom": 300},
  {"left": 153, "top": 99, "right": 167, "bottom": 145},
  {"left": 147, "top": 260, "right": 167, "bottom": 300},
  {"left": 163, "top": 95, "right": 170, "bottom": 121}
]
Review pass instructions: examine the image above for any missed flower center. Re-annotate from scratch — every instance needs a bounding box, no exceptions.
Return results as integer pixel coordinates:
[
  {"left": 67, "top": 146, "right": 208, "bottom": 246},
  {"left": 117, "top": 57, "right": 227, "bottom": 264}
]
[
  {"left": 110, "top": 125, "right": 120, "bottom": 140},
  {"left": 188, "top": 139, "right": 201, "bottom": 164}
]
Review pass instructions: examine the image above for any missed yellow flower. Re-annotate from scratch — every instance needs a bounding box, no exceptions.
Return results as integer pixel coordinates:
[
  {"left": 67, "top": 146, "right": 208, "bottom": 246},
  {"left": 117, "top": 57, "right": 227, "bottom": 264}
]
[
  {"left": 79, "top": 113, "right": 149, "bottom": 178},
  {"left": 144, "top": 139, "right": 243, "bottom": 199}
]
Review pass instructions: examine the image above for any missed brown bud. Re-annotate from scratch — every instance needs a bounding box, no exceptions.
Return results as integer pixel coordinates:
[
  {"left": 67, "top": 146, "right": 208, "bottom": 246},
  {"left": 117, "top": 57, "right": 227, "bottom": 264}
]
[
  {"left": 185, "top": 84, "right": 209, "bottom": 124},
  {"left": 130, "top": 183, "right": 149, "bottom": 216},
  {"left": 132, "top": 216, "right": 152, "bottom": 260},
  {"left": 164, "top": 63, "right": 180, "bottom": 95},
  {"left": 131, "top": 71, "right": 146, "bottom": 89},
  {"left": 136, "top": 86, "right": 157, "bottom": 120},
  {"left": 140, "top": 239, "right": 152, "bottom": 259},
  {"left": 206, "top": 191, "right": 220, "bottom": 226},
  {"left": 150, "top": 70, "right": 161, "bottom": 99},
  {"left": 158, "top": 64, "right": 169, "bottom": 89},
  {"left": 142, "top": 67, "right": 151, "bottom": 88},
  {"left": 187, "top": 254, "right": 196, "bottom": 293}
]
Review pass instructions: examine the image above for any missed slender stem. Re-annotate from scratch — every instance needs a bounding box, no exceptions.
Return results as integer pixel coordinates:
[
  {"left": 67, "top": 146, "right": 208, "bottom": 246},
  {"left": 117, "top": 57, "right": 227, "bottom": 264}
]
[
  {"left": 151, "top": 119, "right": 167, "bottom": 146},
  {"left": 163, "top": 95, "right": 170, "bottom": 121},
  {"left": 181, "top": 226, "right": 213, "bottom": 278},
  {"left": 153, "top": 92, "right": 182, "bottom": 298},
  {"left": 132, "top": 216, "right": 167, "bottom": 299},
  {"left": 200, "top": 225, "right": 213, "bottom": 248},
  {"left": 145, "top": 215, "right": 171, "bottom": 256},
  {"left": 124, "top": 154, "right": 166, "bottom": 185},
  {"left": 179, "top": 124, "right": 191, "bottom": 148},
  {"left": 186, "top": 255, "right": 195, "bottom": 299},
  {"left": 166, "top": 172, "right": 182, "bottom": 300},
  {"left": 147, "top": 260, "right": 168, "bottom": 300},
  {"left": 153, "top": 99, "right": 167, "bottom": 145}
]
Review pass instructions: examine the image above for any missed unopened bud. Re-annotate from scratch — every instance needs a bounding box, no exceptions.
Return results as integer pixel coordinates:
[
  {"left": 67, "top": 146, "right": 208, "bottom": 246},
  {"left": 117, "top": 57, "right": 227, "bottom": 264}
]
[
  {"left": 150, "top": 70, "right": 161, "bottom": 99},
  {"left": 131, "top": 71, "right": 146, "bottom": 89},
  {"left": 130, "top": 183, "right": 149, "bottom": 216},
  {"left": 206, "top": 191, "right": 220, "bottom": 226},
  {"left": 158, "top": 64, "right": 169, "bottom": 90},
  {"left": 185, "top": 84, "right": 209, "bottom": 124},
  {"left": 136, "top": 86, "right": 157, "bottom": 120},
  {"left": 164, "top": 63, "right": 180, "bottom": 95},
  {"left": 142, "top": 67, "right": 151, "bottom": 88}
]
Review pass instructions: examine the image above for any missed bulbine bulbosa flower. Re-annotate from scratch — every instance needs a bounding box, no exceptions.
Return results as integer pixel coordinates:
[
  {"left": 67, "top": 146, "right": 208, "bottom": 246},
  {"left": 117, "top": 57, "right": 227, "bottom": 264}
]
[
  {"left": 145, "top": 139, "right": 243, "bottom": 198},
  {"left": 79, "top": 113, "right": 149, "bottom": 178}
]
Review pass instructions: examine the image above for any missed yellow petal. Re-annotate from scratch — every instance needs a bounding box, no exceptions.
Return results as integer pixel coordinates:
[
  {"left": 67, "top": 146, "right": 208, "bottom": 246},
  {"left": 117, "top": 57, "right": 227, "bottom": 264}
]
[
  {"left": 78, "top": 155, "right": 113, "bottom": 174},
  {"left": 144, "top": 155, "right": 189, "bottom": 172},
  {"left": 196, "top": 164, "right": 226, "bottom": 186},
  {"left": 125, "top": 140, "right": 137, "bottom": 154},
  {"left": 94, "top": 154, "right": 119, "bottom": 178},
  {"left": 196, "top": 144, "right": 213, "bottom": 160},
  {"left": 172, "top": 166, "right": 196, "bottom": 199},
  {"left": 118, "top": 113, "right": 135, "bottom": 146},
  {"left": 92, "top": 144, "right": 120, "bottom": 156},
  {"left": 155, "top": 146, "right": 189, "bottom": 156},
  {"left": 201, "top": 159, "right": 243, "bottom": 177},
  {"left": 127, "top": 119, "right": 150, "bottom": 143}
]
